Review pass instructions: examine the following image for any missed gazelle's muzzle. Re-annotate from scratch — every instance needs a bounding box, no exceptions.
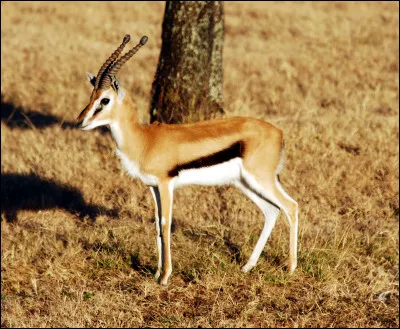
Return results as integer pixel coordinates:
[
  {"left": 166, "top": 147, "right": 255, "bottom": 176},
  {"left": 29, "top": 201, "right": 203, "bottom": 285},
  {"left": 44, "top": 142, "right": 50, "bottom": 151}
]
[{"left": 76, "top": 105, "right": 90, "bottom": 128}]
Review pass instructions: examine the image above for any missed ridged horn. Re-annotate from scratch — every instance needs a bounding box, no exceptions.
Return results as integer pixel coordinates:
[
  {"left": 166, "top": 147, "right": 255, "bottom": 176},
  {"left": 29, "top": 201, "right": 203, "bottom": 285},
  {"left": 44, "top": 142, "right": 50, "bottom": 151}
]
[
  {"left": 101, "top": 36, "right": 148, "bottom": 84},
  {"left": 95, "top": 34, "right": 131, "bottom": 90}
]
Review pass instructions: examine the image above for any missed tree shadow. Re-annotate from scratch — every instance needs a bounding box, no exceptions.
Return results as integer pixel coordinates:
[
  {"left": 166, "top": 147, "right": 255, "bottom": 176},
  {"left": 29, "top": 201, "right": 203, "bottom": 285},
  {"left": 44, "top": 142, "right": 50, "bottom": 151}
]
[
  {"left": 1, "top": 94, "right": 109, "bottom": 134},
  {"left": 1, "top": 172, "right": 118, "bottom": 223}
]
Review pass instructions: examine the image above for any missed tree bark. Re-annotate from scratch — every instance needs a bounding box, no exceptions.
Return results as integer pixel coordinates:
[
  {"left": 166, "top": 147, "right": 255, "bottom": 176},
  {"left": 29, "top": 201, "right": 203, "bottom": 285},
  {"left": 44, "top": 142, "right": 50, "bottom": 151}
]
[{"left": 150, "top": 1, "right": 224, "bottom": 124}]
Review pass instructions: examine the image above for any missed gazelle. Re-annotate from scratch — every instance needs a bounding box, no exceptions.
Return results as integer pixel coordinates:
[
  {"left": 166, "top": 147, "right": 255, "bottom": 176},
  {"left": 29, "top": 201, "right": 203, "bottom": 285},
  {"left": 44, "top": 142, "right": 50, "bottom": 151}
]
[{"left": 76, "top": 34, "right": 298, "bottom": 285}]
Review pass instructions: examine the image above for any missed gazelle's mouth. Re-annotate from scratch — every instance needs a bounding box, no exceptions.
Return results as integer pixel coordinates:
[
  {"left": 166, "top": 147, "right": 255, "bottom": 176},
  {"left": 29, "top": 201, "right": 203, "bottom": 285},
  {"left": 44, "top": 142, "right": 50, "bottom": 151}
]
[
  {"left": 76, "top": 121, "right": 88, "bottom": 130},
  {"left": 80, "top": 124, "right": 91, "bottom": 131}
]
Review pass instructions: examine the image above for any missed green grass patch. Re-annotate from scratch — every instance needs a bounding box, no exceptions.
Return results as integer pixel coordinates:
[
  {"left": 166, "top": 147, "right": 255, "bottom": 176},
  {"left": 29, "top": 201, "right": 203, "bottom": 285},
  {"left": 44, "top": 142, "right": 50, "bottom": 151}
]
[
  {"left": 83, "top": 291, "right": 94, "bottom": 301},
  {"left": 298, "top": 249, "right": 339, "bottom": 282}
]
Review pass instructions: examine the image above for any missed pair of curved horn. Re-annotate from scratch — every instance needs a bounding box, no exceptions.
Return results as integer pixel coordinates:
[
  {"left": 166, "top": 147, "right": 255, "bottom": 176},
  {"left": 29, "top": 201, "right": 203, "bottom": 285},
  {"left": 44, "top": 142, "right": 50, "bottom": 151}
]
[{"left": 96, "top": 35, "right": 148, "bottom": 90}]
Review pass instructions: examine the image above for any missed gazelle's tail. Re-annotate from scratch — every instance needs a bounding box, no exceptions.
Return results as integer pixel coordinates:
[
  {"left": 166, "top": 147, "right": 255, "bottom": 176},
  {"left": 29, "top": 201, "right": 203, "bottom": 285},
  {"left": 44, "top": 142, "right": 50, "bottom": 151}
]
[{"left": 276, "top": 138, "right": 285, "bottom": 175}]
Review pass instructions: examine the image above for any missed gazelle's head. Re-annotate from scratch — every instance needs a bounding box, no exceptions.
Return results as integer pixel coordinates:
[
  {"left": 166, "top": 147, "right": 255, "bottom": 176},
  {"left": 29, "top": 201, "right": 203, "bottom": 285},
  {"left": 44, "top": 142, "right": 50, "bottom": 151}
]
[{"left": 76, "top": 34, "right": 148, "bottom": 130}]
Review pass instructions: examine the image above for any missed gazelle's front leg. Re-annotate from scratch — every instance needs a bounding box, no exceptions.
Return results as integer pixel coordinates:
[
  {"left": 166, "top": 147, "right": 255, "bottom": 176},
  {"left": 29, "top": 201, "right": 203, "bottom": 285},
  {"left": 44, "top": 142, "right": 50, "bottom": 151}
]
[
  {"left": 157, "top": 179, "right": 174, "bottom": 285},
  {"left": 149, "top": 186, "right": 162, "bottom": 280}
]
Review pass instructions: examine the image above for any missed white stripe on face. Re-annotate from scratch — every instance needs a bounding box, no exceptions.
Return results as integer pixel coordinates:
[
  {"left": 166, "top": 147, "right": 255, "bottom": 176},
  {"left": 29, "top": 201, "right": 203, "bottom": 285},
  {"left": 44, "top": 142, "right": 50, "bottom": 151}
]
[{"left": 81, "top": 91, "right": 115, "bottom": 129}]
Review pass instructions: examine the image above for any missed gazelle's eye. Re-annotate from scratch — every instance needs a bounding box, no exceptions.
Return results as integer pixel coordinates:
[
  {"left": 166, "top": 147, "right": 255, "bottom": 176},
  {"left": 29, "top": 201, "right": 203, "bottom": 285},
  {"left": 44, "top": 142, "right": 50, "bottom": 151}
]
[{"left": 101, "top": 98, "right": 110, "bottom": 105}]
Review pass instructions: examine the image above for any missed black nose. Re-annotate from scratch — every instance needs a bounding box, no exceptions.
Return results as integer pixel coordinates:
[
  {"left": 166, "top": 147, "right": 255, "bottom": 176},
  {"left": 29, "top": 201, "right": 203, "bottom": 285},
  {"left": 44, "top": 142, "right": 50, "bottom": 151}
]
[{"left": 76, "top": 120, "right": 84, "bottom": 129}]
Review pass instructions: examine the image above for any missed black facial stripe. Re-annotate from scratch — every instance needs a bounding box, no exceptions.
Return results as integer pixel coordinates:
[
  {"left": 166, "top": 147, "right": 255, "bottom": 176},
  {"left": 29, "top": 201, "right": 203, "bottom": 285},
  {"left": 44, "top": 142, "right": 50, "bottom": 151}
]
[
  {"left": 168, "top": 141, "right": 245, "bottom": 177},
  {"left": 94, "top": 106, "right": 102, "bottom": 116}
]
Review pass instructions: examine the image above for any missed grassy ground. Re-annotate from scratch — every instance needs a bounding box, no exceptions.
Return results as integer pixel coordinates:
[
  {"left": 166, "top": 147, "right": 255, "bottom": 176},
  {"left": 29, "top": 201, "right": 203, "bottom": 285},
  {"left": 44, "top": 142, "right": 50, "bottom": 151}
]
[{"left": 1, "top": 1, "right": 399, "bottom": 327}]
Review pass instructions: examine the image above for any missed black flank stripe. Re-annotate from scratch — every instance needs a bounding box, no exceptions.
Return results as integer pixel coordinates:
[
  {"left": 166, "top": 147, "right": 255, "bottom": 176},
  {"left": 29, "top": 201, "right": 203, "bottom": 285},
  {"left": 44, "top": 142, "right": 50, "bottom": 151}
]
[{"left": 168, "top": 141, "right": 244, "bottom": 177}]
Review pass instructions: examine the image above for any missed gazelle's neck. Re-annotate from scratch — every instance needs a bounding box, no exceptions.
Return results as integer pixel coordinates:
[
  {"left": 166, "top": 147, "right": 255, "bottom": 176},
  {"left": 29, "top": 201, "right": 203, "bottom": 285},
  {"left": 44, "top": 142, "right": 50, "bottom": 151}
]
[{"left": 109, "top": 93, "right": 144, "bottom": 153}]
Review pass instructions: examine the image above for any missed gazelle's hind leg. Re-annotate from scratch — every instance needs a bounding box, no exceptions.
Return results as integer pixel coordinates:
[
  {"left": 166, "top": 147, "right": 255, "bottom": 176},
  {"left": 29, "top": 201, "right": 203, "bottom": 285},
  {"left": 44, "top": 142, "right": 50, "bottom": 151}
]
[
  {"left": 235, "top": 181, "right": 280, "bottom": 273},
  {"left": 274, "top": 178, "right": 299, "bottom": 273},
  {"left": 241, "top": 171, "right": 299, "bottom": 274}
]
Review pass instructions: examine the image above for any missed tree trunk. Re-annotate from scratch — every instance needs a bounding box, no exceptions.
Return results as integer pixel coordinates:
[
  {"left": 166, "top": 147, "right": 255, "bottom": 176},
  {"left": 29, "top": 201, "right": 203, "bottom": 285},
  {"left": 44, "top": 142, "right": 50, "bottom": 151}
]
[{"left": 150, "top": 1, "right": 224, "bottom": 124}]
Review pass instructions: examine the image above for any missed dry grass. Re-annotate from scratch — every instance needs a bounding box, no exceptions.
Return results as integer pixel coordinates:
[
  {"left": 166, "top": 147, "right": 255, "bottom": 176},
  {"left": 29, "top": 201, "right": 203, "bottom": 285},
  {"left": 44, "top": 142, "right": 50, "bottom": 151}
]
[{"left": 1, "top": 1, "right": 399, "bottom": 327}]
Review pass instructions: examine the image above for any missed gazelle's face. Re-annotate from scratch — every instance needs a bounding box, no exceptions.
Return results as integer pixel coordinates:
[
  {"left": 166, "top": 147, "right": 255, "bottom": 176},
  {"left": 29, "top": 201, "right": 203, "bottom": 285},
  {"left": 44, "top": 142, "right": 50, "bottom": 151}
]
[
  {"left": 76, "top": 73, "right": 124, "bottom": 130},
  {"left": 76, "top": 34, "right": 147, "bottom": 130}
]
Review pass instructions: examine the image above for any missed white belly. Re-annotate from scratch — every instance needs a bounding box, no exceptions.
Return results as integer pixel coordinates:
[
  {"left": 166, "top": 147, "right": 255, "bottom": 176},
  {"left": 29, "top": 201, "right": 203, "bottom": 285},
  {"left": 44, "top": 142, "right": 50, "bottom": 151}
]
[
  {"left": 116, "top": 149, "right": 242, "bottom": 188},
  {"left": 174, "top": 158, "right": 243, "bottom": 188}
]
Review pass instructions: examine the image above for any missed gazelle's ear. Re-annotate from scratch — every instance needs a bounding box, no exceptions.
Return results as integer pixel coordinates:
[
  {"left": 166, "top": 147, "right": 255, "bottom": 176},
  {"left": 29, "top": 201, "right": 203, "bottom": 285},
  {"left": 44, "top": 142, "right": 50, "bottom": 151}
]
[
  {"left": 112, "top": 76, "right": 120, "bottom": 91},
  {"left": 112, "top": 76, "right": 125, "bottom": 101},
  {"left": 86, "top": 72, "right": 96, "bottom": 87}
]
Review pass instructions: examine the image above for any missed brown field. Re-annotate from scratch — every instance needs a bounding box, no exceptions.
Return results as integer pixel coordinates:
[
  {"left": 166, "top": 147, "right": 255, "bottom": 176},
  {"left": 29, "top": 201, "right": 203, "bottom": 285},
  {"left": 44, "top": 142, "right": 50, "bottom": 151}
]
[{"left": 1, "top": 1, "right": 399, "bottom": 327}]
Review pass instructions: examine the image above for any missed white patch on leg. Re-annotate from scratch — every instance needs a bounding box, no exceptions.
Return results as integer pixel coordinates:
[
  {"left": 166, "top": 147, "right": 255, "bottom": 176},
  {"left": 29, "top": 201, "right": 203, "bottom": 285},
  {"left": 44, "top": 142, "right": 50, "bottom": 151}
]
[{"left": 161, "top": 217, "right": 166, "bottom": 226}]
